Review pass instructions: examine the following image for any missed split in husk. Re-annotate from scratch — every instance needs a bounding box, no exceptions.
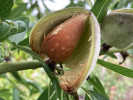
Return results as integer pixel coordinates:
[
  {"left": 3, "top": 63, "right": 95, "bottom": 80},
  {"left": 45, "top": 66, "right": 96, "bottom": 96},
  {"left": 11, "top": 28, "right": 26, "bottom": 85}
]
[{"left": 30, "top": 7, "right": 100, "bottom": 93}]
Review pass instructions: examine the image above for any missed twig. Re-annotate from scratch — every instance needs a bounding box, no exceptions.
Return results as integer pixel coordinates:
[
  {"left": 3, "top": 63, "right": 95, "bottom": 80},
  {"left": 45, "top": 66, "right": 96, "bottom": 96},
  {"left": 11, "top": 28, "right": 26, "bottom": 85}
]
[{"left": 0, "top": 60, "right": 42, "bottom": 74}]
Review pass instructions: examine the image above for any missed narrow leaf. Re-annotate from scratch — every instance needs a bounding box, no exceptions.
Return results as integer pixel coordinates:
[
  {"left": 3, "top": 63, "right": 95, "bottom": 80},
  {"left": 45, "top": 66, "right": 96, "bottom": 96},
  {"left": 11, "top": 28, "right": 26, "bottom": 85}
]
[
  {"left": 85, "top": 94, "right": 91, "bottom": 100},
  {"left": 10, "top": 72, "right": 22, "bottom": 81},
  {"left": 82, "top": 87, "right": 109, "bottom": 100},
  {"left": 37, "top": 86, "right": 57, "bottom": 100},
  {"left": 87, "top": 75, "right": 108, "bottom": 97},
  {"left": 97, "top": 59, "right": 133, "bottom": 78},
  {"left": 63, "top": 91, "right": 70, "bottom": 100},
  {"left": 91, "top": 0, "right": 113, "bottom": 22},
  {"left": 11, "top": 42, "right": 61, "bottom": 100},
  {"left": 26, "top": 79, "right": 43, "bottom": 92},
  {"left": 0, "top": 89, "right": 11, "bottom": 97},
  {"left": 0, "top": 0, "right": 14, "bottom": 19},
  {"left": 13, "top": 87, "right": 20, "bottom": 100},
  {"left": 18, "top": 37, "right": 29, "bottom": 46}
]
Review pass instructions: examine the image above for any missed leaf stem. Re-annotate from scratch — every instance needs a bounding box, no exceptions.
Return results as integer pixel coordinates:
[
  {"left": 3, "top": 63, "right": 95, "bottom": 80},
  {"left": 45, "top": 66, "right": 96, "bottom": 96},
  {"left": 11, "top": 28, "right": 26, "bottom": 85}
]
[{"left": 0, "top": 60, "right": 42, "bottom": 74}]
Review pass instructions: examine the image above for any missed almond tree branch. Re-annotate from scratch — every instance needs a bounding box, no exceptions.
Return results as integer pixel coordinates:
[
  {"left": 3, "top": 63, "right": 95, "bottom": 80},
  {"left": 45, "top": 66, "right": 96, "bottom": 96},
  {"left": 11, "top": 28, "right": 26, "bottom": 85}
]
[
  {"left": 0, "top": 60, "right": 42, "bottom": 74},
  {"left": 0, "top": 47, "right": 129, "bottom": 74}
]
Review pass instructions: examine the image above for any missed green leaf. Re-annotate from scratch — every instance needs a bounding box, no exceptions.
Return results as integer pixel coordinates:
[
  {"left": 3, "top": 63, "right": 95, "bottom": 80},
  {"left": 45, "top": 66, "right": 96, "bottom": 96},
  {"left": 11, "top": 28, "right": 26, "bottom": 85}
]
[
  {"left": 0, "top": 89, "right": 12, "bottom": 97},
  {"left": 66, "top": 1, "right": 85, "bottom": 8},
  {"left": 105, "top": 53, "right": 117, "bottom": 59},
  {"left": 0, "top": 20, "right": 26, "bottom": 42},
  {"left": 10, "top": 72, "right": 31, "bottom": 90},
  {"left": 91, "top": 0, "right": 113, "bottom": 23},
  {"left": 0, "top": 22, "right": 10, "bottom": 37},
  {"left": 11, "top": 42, "right": 62, "bottom": 100},
  {"left": 109, "top": 0, "right": 120, "bottom": 10},
  {"left": 0, "top": 51, "right": 3, "bottom": 63},
  {"left": 18, "top": 37, "right": 29, "bottom": 46},
  {"left": 8, "top": 3, "right": 27, "bottom": 19},
  {"left": 0, "top": 97, "right": 5, "bottom": 100},
  {"left": 87, "top": 75, "right": 108, "bottom": 97},
  {"left": 82, "top": 87, "right": 109, "bottom": 100},
  {"left": 13, "top": 87, "right": 20, "bottom": 100},
  {"left": 9, "top": 30, "right": 26, "bottom": 43},
  {"left": 97, "top": 59, "right": 133, "bottom": 78},
  {"left": 26, "top": 79, "right": 43, "bottom": 93},
  {"left": 0, "top": 0, "right": 14, "bottom": 19},
  {"left": 85, "top": 94, "right": 91, "bottom": 100},
  {"left": 26, "top": 4, "right": 36, "bottom": 15},
  {"left": 63, "top": 91, "right": 70, "bottom": 100},
  {"left": 37, "top": 86, "right": 57, "bottom": 100},
  {"left": 15, "top": 0, "right": 23, "bottom": 3},
  {"left": 9, "top": 17, "right": 29, "bottom": 43},
  {"left": 10, "top": 72, "right": 22, "bottom": 81},
  {"left": 10, "top": 72, "right": 43, "bottom": 94},
  {"left": 13, "top": 17, "right": 29, "bottom": 27}
]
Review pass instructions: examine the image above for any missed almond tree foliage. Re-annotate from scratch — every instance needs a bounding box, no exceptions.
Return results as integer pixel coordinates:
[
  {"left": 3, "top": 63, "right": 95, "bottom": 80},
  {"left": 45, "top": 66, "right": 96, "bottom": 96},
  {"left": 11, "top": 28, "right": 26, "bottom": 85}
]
[{"left": 0, "top": 0, "right": 133, "bottom": 100}]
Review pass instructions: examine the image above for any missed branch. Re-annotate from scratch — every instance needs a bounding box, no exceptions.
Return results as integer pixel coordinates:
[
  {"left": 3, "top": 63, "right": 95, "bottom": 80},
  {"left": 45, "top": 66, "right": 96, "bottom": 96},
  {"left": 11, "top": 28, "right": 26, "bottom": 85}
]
[
  {"left": 0, "top": 60, "right": 42, "bottom": 74},
  {"left": 0, "top": 46, "right": 129, "bottom": 74}
]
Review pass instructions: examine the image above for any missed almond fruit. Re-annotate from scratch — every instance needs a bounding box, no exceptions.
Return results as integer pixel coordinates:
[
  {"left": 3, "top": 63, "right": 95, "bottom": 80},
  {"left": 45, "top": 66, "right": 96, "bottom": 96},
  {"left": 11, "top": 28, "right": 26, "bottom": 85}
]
[
  {"left": 29, "top": 7, "right": 100, "bottom": 93},
  {"left": 101, "top": 9, "right": 133, "bottom": 49},
  {"left": 41, "top": 14, "right": 88, "bottom": 62}
]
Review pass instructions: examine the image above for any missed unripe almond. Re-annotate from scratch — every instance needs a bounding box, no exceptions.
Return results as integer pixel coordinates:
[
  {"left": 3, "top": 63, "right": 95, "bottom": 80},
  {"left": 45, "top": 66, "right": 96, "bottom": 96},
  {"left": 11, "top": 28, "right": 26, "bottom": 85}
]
[
  {"left": 41, "top": 14, "right": 88, "bottom": 62},
  {"left": 101, "top": 9, "right": 133, "bottom": 49}
]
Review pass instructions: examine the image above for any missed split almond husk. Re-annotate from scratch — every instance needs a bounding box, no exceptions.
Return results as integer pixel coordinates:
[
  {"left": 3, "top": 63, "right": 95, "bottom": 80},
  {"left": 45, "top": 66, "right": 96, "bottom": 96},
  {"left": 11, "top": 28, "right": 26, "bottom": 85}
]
[{"left": 29, "top": 7, "right": 100, "bottom": 93}]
